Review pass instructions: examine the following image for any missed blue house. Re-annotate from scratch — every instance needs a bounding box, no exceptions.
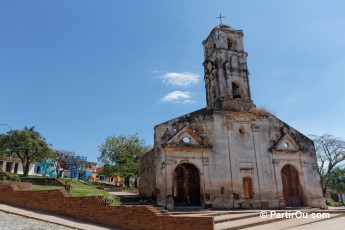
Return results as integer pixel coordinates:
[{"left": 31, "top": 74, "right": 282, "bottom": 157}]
[
  {"left": 65, "top": 156, "right": 96, "bottom": 181},
  {"left": 34, "top": 159, "right": 56, "bottom": 177}
]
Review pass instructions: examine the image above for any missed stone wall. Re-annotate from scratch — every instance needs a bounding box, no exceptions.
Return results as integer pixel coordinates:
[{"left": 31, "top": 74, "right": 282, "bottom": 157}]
[
  {"left": 139, "top": 149, "right": 157, "bottom": 196},
  {"left": 0, "top": 184, "right": 214, "bottom": 230}
]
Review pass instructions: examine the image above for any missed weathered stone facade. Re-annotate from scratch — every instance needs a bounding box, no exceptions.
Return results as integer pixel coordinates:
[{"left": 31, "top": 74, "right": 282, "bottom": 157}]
[{"left": 139, "top": 24, "right": 325, "bottom": 209}]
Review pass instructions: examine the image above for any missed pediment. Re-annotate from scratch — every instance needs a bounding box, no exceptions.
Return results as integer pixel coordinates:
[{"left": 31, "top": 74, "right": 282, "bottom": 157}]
[
  {"left": 166, "top": 126, "right": 204, "bottom": 145},
  {"left": 273, "top": 134, "right": 300, "bottom": 152}
]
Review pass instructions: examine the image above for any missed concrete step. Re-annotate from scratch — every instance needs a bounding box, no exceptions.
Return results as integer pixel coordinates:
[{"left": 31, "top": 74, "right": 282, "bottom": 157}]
[
  {"left": 214, "top": 213, "right": 259, "bottom": 224},
  {"left": 117, "top": 195, "right": 140, "bottom": 203},
  {"left": 174, "top": 205, "right": 204, "bottom": 210},
  {"left": 214, "top": 212, "right": 345, "bottom": 230},
  {"left": 214, "top": 215, "right": 284, "bottom": 230},
  {"left": 243, "top": 213, "right": 344, "bottom": 230}
]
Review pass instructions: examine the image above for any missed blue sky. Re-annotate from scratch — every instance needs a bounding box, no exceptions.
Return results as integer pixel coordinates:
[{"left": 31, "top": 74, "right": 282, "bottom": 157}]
[{"left": 1, "top": 1, "right": 345, "bottom": 163}]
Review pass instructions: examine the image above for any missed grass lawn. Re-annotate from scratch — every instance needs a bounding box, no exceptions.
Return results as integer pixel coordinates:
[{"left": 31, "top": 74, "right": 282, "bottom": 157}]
[
  {"left": 31, "top": 179, "right": 120, "bottom": 205},
  {"left": 31, "top": 185, "right": 64, "bottom": 190}
]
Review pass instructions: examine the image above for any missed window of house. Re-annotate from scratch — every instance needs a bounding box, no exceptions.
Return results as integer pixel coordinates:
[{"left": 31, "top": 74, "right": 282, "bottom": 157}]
[{"left": 243, "top": 177, "right": 253, "bottom": 199}]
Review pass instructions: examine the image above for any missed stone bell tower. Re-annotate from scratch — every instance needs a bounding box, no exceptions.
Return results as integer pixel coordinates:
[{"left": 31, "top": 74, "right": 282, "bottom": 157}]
[{"left": 202, "top": 24, "right": 255, "bottom": 111}]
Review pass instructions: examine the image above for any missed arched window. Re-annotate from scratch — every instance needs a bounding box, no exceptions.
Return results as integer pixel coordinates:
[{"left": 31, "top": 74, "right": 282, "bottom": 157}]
[
  {"left": 232, "top": 81, "right": 241, "bottom": 99},
  {"left": 227, "top": 38, "right": 233, "bottom": 50},
  {"left": 243, "top": 177, "right": 253, "bottom": 199}
]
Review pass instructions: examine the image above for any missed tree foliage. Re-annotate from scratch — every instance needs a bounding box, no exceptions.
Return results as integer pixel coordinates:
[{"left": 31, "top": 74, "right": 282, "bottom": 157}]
[
  {"left": 98, "top": 134, "right": 150, "bottom": 186},
  {"left": 311, "top": 134, "right": 345, "bottom": 196},
  {"left": 327, "top": 167, "right": 345, "bottom": 204},
  {"left": 0, "top": 135, "right": 7, "bottom": 157},
  {"left": 100, "top": 164, "right": 117, "bottom": 178},
  {"left": 52, "top": 150, "right": 78, "bottom": 178},
  {"left": 0, "top": 126, "right": 52, "bottom": 177}
]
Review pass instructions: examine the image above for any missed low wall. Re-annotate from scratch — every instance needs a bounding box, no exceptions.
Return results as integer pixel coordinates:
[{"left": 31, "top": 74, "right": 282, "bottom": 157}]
[
  {"left": 0, "top": 184, "right": 214, "bottom": 230},
  {"left": 21, "top": 177, "right": 63, "bottom": 186},
  {"left": 0, "top": 182, "right": 32, "bottom": 191}
]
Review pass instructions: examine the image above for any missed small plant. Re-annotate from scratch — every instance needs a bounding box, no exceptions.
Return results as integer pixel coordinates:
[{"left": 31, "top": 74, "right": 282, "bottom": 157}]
[
  {"left": 249, "top": 107, "right": 270, "bottom": 117},
  {"left": 98, "top": 196, "right": 114, "bottom": 206},
  {"left": 64, "top": 179, "right": 72, "bottom": 192}
]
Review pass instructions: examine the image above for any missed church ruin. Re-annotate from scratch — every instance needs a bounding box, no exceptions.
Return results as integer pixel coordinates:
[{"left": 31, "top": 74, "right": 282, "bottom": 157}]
[{"left": 139, "top": 23, "right": 325, "bottom": 209}]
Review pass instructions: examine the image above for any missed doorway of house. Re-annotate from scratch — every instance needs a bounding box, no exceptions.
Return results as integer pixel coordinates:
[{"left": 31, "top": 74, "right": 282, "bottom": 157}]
[
  {"left": 173, "top": 163, "right": 201, "bottom": 206},
  {"left": 281, "top": 164, "right": 304, "bottom": 207}
]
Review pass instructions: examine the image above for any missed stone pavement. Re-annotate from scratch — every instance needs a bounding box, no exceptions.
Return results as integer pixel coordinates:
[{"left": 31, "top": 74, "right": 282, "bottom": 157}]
[
  {"left": 208, "top": 208, "right": 345, "bottom": 230},
  {"left": 1, "top": 202, "right": 345, "bottom": 230},
  {"left": 0, "top": 211, "right": 73, "bottom": 230},
  {"left": 243, "top": 213, "right": 345, "bottom": 230},
  {"left": 0, "top": 204, "right": 118, "bottom": 230},
  {"left": 171, "top": 207, "right": 345, "bottom": 230},
  {"left": 108, "top": 191, "right": 137, "bottom": 196}
]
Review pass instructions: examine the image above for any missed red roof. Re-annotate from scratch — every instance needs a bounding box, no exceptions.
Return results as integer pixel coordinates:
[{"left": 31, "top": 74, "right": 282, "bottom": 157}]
[{"left": 95, "top": 166, "right": 104, "bottom": 174}]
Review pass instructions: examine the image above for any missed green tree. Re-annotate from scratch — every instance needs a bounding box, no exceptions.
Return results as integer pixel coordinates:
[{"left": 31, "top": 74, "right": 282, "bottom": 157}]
[
  {"left": 327, "top": 167, "right": 345, "bottom": 204},
  {"left": 0, "top": 126, "right": 52, "bottom": 177},
  {"left": 311, "top": 134, "right": 345, "bottom": 196},
  {"left": 0, "top": 134, "right": 7, "bottom": 157},
  {"left": 101, "top": 164, "right": 117, "bottom": 178},
  {"left": 98, "top": 134, "right": 150, "bottom": 187}
]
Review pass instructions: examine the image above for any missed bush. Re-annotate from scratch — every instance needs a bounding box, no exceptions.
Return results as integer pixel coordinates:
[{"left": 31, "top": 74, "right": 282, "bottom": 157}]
[
  {"left": 326, "top": 198, "right": 336, "bottom": 206},
  {"left": 325, "top": 198, "right": 343, "bottom": 206},
  {"left": 8, "top": 173, "right": 20, "bottom": 182},
  {"left": 0, "top": 171, "right": 20, "bottom": 182},
  {"left": 64, "top": 179, "right": 72, "bottom": 192}
]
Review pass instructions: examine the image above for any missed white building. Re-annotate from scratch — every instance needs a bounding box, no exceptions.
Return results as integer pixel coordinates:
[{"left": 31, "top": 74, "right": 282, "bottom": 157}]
[{"left": 0, "top": 157, "right": 35, "bottom": 176}]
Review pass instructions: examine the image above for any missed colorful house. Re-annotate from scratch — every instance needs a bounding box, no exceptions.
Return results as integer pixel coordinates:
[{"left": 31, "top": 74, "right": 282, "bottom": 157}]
[
  {"left": 90, "top": 166, "right": 123, "bottom": 186},
  {"left": 34, "top": 159, "right": 57, "bottom": 177},
  {"left": 63, "top": 156, "right": 96, "bottom": 181},
  {"left": 91, "top": 166, "right": 105, "bottom": 182}
]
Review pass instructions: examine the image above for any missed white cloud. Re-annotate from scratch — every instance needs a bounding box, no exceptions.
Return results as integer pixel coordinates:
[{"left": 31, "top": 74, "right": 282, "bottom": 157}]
[
  {"left": 159, "top": 72, "right": 200, "bottom": 87},
  {"left": 160, "top": 91, "right": 195, "bottom": 104}
]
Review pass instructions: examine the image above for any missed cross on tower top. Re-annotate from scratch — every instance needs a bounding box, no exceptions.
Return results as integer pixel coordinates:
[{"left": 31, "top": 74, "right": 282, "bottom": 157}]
[{"left": 216, "top": 13, "right": 225, "bottom": 24}]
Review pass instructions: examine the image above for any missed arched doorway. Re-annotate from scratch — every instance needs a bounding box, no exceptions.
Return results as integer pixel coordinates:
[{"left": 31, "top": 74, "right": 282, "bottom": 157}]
[
  {"left": 281, "top": 164, "right": 304, "bottom": 207},
  {"left": 173, "top": 163, "right": 201, "bottom": 206}
]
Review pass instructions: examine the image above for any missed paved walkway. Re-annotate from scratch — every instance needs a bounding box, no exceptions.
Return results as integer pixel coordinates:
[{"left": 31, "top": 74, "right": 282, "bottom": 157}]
[
  {"left": 108, "top": 191, "right": 138, "bottom": 196},
  {"left": 243, "top": 213, "right": 345, "bottom": 230},
  {"left": 0, "top": 204, "right": 118, "bottom": 230}
]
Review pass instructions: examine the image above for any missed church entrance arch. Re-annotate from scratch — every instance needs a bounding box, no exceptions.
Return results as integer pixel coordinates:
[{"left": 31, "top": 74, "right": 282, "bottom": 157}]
[
  {"left": 173, "top": 163, "right": 201, "bottom": 206},
  {"left": 281, "top": 164, "right": 304, "bottom": 207}
]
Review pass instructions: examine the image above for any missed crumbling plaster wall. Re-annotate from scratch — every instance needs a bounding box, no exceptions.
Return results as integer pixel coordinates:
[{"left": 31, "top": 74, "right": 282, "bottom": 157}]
[
  {"left": 139, "top": 148, "right": 157, "bottom": 196},
  {"left": 141, "top": 108, "right": 324, "bottom": 209}
]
